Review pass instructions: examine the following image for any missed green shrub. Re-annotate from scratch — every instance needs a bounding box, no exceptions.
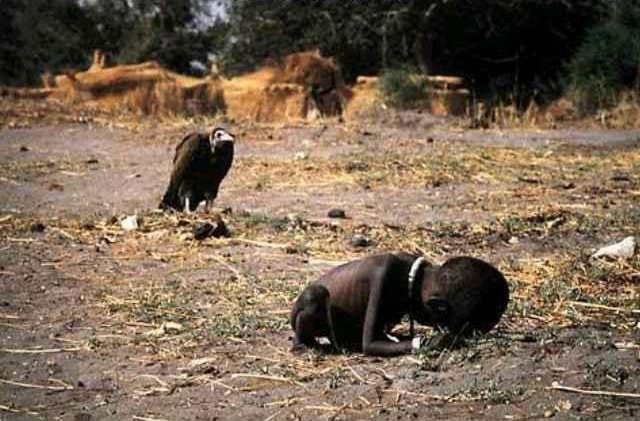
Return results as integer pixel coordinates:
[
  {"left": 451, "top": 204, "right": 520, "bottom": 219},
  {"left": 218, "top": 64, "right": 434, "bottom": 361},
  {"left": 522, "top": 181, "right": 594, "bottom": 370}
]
[
  {"left": 569, "top": 2, "right": 640, "bottom": 112},
  {"left": 379, "top": 67, "right": 428, "bottom": 109}
]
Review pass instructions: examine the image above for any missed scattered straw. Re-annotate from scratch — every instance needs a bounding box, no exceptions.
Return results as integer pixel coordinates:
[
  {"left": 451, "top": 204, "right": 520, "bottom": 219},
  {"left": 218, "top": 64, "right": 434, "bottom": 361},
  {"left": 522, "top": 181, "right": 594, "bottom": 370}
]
[
  {"left": 0, "top": 403, "right": 42, "bottom": 418},
  {"left": 0, "top": 347, "right": 82, "bottom": 354},
  {"left": 567, "top": 301, "right": 640, "bottom": 314},
  {"left": 132, "top": 417, "right": 173, "bottom": 421},
  {"left": 230, "top": 373, "right": 305, "bottom": 387},
  {"left": 0, "top": 378, "right": 73, "bottom": 391},
  {"left": 549, "top": 382, "right": 640, "bottom": 399}
]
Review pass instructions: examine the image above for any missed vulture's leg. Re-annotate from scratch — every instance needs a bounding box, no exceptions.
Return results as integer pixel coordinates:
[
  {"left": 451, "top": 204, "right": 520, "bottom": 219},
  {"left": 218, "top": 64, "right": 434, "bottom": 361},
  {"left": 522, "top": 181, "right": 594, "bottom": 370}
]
[
  {"left": 204, "top": 187, "right": 218, "bottom": 213},
  {"left": 178, "top": 182, "right": 196, "bottom": 214}
]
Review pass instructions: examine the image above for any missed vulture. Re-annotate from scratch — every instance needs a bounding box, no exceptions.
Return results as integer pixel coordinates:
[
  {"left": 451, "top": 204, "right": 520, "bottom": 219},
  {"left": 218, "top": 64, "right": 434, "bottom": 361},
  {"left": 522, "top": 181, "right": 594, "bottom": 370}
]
[{"left": 160, "top": 127, "right": 235, "bottom": 212}]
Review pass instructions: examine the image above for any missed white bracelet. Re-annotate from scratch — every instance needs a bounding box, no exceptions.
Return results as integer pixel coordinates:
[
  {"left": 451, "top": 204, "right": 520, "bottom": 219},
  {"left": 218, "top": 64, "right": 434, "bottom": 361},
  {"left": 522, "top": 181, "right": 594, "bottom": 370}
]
[{"left": 411, "top": 336, "right": 422, "bottom": 350}]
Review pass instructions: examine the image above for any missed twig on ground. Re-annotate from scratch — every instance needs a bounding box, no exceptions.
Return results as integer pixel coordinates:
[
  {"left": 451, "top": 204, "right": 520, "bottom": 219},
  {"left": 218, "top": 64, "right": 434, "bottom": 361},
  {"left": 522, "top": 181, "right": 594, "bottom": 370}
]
[
  {"left": 0, "top": 347, "right": 82, "bottom": 354},
  {"left": 230, "top": 373, "right": 305, "bottom": 387},
  {"left": 0, "top": 378, "right": 73, "bottom": 391},
  {"left": 549, "top": 382, "right": 640, "bottom": 399},
  {"left": 567, "top": 301, "right": 640, "bottom": 314}
]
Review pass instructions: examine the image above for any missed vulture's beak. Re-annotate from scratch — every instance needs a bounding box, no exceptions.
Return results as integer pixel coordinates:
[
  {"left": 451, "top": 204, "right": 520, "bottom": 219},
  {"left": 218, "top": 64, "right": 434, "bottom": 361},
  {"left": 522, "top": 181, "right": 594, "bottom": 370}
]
[{"left": 219, "top": 132, "right": 235, "bottom": 142}]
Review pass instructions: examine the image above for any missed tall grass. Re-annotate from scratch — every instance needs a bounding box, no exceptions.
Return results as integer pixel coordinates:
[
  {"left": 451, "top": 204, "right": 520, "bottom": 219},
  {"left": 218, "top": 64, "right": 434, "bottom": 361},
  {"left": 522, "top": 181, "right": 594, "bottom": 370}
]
[
  {"left": 379, "top": 67, "right": 428, "bottom": 109},
  {"left": 569, "top": 2, "right": 640, "bottom": 114}
]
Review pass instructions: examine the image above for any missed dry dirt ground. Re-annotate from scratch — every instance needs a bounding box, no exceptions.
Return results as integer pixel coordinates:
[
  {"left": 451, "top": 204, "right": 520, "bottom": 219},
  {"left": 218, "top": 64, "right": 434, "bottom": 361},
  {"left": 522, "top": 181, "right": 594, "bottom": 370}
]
[{"left": 0, "top": 102, "right": 639, "bottom": 420}]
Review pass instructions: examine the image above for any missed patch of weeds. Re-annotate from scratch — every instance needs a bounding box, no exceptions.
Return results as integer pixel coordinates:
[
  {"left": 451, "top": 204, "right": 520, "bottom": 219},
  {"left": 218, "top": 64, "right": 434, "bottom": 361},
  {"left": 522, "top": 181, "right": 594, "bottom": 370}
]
[
  {"left": 505, "top": 296, "right": 535, "bottom": 320},
  {"left": 499, "top": 210, "right": 575, "bottom": 239},
  {"left": 87, "top": 336, "right": 102, "bottom": 351},
  {"left": 379, "top": 67, "right": 428, "bottom": 109},
  {"left": 343, "top": 161, "right": 369, "bottom": 173},
  {"left": 105, "top": 283, "right": 199, "bottom": 327},
  {"left": 465, "top": 331, "right": 513, "bottom": 357},
  {"left": 559, "top": 254, "right": 639, "bottom": 291},
  {"left": 284, "top": 243, "right": 309, "bottom": 255},
  {"left": 463, "top": 378, "right": 524, "bottom": 404},
  {"left": 428, "top": 221, "right": 472, "bottom": 240},
  {"left": 240, "top": 212, "right": 288, "bottom": 231},
  {"left": 416, "top": 331, "right": 493, "bottom": 372},
  {"left": 537, "top": 277, "right": 580, "bottom": 309},
  {"left": 585, "top": 359, "right": 636, "bottom": 395},
  {"left": 253, "top": 175, "right": 271, "bottom": 191},
  {"left": 481, "top": 380, "right": 523, "bottom": 404},
  {"left": 0, "top": 159, "right": 76, "bottom": 182},
  {"left": 208, "top": 312, "right": 288, "bottom": 338},
  {"left": 601, "top": 209, "right": 640, "bottom": 232},
  {"left": 325, "top": 367, "right": 345, "bottom": 389}
]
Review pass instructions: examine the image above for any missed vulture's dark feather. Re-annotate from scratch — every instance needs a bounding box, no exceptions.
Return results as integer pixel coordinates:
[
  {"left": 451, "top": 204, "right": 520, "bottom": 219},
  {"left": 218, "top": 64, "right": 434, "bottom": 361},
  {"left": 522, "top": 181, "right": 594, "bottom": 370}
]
[{"left": 160, "top": 128, "right": 234, "bottom": 212}]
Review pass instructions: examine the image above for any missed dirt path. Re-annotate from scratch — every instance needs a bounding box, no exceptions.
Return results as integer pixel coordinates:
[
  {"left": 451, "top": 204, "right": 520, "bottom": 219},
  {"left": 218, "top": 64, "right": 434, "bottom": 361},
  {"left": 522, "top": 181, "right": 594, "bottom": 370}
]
[{"left": 1, "top": 119, "right": 639, "bottom": 420}]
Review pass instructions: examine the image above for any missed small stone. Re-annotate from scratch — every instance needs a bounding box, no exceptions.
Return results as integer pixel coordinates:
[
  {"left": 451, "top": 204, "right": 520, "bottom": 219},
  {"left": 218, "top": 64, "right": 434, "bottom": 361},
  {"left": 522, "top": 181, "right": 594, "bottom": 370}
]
[
  {"left": 543, "top": 409, "right": 555, "bottom": 418},
  {"left": 95, "top": 242, "right": 109, "bottom": 253},
  {"left": 284, "top": 244, "right": 295, "bottom": 254},
  {"left": 120, "top": 215, "right": 139, "bottom": 231},
  {"left": 193, "top": 223, "right": 213, "bottom": 240},
  {"left": 145, "top": 229, "right": 167, "bottom": 241},
  {"left": 327, "top": 209, "right": 346, "bottom": 219},
  {"left": 30, "top": 222, "right": 46, "bottom": 232},
  {"left": 286, "top": 213, "right": 302, "bottom": 223},
  {"left": 508, "top": 236, "right": 519, "bottom": 245},
  {"left": 81, "top": 221, "right": 95, "bottom": 230},
  {"left": 611, "top": 175, "right": 631, "bottom": 182},
  {"left": 345, "top": 161, "right": 368, "bottom": 172},
  {"left": 558, "top": 400, "right": 572, "bottom": 411},
  {"left": 180, "top": 357, "right": 219, "bottom": 375},
  {"left": 48, "top": 183, "right": 64, "bottom": 192},
  {"left": 146, "top": 321, "right": 183, "bottom": 337},
  {"left": 294, "top": 151, "right": 309, "bottom": 160},
  {"left": 162, "top": 321, "right": 183, "bottom": 333},
  {"left": 592, "top": 236, "right": 636, "bottom": 259},
  {"left": 350, "top": 234, "right": 372, "bottom": 248},
  {"left": 193, "top": 218, "right": 230, "bottom": 240}
]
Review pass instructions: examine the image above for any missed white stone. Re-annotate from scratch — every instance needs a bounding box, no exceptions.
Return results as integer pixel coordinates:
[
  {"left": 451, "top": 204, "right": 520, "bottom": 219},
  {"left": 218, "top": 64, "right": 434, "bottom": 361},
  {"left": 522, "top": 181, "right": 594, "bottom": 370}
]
[
  {"left": 120, "top": 215, "right": 139, "bottom": 231},
  {"left": 592, "top": 236, "right": 636, "bottom": 259}
]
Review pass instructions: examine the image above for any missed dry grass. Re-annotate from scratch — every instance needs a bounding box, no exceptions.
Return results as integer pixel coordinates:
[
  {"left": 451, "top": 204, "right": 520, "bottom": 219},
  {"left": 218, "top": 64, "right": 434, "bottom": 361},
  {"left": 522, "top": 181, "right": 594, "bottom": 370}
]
[
  {"left": 2, "top": 202, "right": 637, "bottom": 349},
  {"left": 1, "top": 105, "right": 639, "bottom": 419},
  {"left": 0, "top": 51, "right": 343, "bottom": 122},
  {"left": 230, "top": 144, "right": 640, "bottom": 192},
  {"left": 1, "top": 201, "right": 638, "bottom": 420}
]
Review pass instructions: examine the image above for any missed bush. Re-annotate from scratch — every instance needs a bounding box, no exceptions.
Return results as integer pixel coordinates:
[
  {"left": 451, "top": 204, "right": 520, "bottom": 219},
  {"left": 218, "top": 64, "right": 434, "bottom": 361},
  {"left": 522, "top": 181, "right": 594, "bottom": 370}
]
[
  {"left": 569, "top": 2, "right": 640, "bottom": 112},
  {"left": 379, "top": 68, "right": 428, "bottom": 109}
]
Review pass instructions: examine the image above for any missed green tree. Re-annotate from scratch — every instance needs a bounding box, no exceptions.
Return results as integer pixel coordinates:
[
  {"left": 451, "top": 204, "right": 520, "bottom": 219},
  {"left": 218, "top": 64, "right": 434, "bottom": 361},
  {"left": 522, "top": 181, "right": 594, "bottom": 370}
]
[
  {"left": 569, "top": 0, "right": 640, "bottom": 111},
  {"left": 87, "top": 0, "right": 220, "bottom": 75},
  {"left": 0, "top": 0, "right": 98, "bottom": 86},
  {"left": 221, "top": 0, "right": 603, "bottom": 104},
  {"left": 0, "top": 0, "right": 227, "bottom": 86},
  {"left": 0, "top": 0, "right": 22, "bottom": 85}
]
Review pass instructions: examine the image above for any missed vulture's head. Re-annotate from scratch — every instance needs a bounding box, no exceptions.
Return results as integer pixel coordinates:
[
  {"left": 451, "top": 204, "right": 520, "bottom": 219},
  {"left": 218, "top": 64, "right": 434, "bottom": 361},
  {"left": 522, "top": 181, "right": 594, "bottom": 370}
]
[{"left": 210, "top": 127, "right": 235, "bottom": 148}]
